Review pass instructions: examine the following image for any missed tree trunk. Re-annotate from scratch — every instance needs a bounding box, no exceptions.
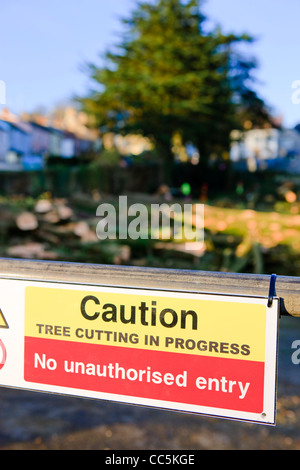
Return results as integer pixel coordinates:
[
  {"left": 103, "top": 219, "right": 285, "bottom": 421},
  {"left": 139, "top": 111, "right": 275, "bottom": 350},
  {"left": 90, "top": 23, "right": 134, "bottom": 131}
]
[
  {"left": 156, "top": 141, "right": 174, "bottom": 187},
  {"left": 196, "top": 141, "right": 210, "bottom": 183}
]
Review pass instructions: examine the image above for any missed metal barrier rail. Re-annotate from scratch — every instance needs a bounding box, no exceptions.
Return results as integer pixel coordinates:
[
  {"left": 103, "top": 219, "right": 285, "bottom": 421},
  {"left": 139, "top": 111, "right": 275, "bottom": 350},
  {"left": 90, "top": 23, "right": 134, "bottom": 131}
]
[
  {"left": 0, "top": 257, "right": 285, "bottom": 424},
  {"left": 0, "top": 257, "right": 299, "bottom": 317}
]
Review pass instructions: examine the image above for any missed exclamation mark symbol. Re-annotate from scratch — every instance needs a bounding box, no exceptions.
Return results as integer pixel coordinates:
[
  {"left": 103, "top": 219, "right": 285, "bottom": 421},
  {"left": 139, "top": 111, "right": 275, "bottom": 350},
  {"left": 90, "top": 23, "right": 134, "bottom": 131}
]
[{"left": 0, "top": 309, "right": 9, "bottom": 329}]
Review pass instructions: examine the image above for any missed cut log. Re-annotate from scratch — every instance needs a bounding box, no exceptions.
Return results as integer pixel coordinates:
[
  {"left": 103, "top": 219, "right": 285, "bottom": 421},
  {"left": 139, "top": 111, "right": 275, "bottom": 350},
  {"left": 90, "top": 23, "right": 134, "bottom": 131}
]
[
  {"left": 74, "top": 221, "right": 98, "bottom": 242},
  {"left": 34, "top": 199, "right": 53, "bottom": 214},
  {"left": 42, "top": 210, "right": 60, "bottom": 224},
  {"left": 73, "top": 221, "right": 90, "bottom": 238},
  {"left": 16, "top": 212, "right": 38, "bottom": 231},
  {"left": 56, "top": 204, "right": 73, "bottom": 221},
  {"left": 7, "top": 242, "right": 58, "bottom": 259}
]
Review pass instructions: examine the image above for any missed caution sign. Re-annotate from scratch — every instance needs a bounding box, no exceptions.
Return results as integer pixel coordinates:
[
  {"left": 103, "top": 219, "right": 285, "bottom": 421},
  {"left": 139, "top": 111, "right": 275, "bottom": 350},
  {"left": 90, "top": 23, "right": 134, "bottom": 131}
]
[
  {"left": 16, "top": 282, "right": 278, "bottom": 425},
  {"left": 0, "top": 278, "right": 278, "bottom": 425}
]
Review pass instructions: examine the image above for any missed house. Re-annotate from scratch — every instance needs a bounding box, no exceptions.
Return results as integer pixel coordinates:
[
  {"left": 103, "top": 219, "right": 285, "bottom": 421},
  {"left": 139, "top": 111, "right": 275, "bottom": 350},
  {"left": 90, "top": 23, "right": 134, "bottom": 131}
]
[
  {"left": 0, "top": 120, "right": 31, "bottom": 169},
  {"left": 48, "top": 128, "right": 95, "bottom": 159},
  {"left": 230, "top": 128, "right": 300, "bottom": 162},
  {"left": 13, "top": 121, "right": 45, "bottom": 170},
  {"left": 48, "top": 127, "right": 63, "bottom": 157},
  {"left": 8, "top": 121, "right": 31, "bottom": 157},
  {"left": 60, "top": 131, "right": 76, "bottom": 158},
  {"left": 28, "top": 122, "right": 51, "bottom": 156},
  {"left": 278, "top": 129, "right": 300, "bottom": 157},
  {"left": 0, "top": 120, "right": 10, "bottom": 162},
  {"left": 0, "top": 106, "right": 101, "bottom": 168},
  {"left": 0, "top": 119, "right": 45, "bottom": 170},
  {"left": 74, "top": 136, "right": 95, "bottom": 157}
]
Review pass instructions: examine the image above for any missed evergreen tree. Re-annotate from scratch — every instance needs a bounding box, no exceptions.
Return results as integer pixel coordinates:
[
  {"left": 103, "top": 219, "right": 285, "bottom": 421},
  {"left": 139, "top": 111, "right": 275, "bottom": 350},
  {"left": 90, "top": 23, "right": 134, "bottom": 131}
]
[{"left": 80, "top": 0, "right": 271, "bottom": 182}]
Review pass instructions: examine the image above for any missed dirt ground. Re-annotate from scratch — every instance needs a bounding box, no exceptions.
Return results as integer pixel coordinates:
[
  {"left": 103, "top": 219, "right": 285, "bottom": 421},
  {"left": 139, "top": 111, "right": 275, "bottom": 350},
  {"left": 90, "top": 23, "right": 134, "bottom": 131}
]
[
  {"left": 0, "top": 316, "right": 300, "bottom": 451},
  {"left": 0, "top": 386, "right": 300, "bottom": 450}
]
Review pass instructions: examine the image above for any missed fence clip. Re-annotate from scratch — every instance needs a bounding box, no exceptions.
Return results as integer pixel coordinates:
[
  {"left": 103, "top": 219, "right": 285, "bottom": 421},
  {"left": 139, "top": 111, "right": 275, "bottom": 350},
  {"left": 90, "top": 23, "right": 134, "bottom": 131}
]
[{"left": 267, "top": 274, "right": 277, "bottom": 308}]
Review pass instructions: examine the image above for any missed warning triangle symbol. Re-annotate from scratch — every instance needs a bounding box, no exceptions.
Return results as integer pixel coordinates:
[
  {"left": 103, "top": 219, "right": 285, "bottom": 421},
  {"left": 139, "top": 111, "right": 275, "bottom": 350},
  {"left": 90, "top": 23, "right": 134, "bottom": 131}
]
[{"left": 0, "top": 309, "right": 8, "bottom": 329}]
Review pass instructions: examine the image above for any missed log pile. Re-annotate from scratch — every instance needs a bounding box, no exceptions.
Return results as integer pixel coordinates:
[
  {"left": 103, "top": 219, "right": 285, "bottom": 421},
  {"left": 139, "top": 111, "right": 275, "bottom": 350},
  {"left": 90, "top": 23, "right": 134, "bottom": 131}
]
[
  {"left": 1, "top": 192, "right": 292, "bottom": 276},
  {"left": 2, "top": 197, "right": 130, "bottom": 264}
]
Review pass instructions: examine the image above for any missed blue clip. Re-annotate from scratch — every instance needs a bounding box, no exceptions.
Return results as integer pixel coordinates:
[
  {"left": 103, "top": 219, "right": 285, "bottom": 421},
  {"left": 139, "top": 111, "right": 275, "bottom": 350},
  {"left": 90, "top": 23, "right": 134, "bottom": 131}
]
[{"left": 268, "top": 274, "right": 277, "bottom": 308}]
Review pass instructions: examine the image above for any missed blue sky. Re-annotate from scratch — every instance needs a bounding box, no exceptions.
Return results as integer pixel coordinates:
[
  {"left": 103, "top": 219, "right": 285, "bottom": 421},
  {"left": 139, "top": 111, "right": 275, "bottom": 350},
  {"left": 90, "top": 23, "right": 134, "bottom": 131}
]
[{"left": 0, "top": 0, "right": 299, "bottom": 127}]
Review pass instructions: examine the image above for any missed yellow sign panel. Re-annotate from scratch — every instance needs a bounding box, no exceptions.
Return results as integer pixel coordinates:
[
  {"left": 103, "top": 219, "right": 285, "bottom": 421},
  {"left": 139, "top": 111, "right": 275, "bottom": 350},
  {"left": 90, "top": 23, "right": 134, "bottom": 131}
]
[{"left": 25, "top": 286, "right": 266, "bottom": 362}]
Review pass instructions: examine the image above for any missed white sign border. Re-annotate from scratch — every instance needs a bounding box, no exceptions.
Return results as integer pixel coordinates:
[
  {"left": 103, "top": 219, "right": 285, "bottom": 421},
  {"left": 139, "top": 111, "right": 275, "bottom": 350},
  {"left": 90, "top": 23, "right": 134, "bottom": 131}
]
[{"left": 0, "top": 278, "right": 279, "bottom": 425}]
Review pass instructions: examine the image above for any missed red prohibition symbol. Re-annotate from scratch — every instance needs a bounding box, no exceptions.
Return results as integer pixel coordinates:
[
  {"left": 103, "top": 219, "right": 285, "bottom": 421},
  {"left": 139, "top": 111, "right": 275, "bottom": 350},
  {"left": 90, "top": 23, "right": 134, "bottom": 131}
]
[{"left": 0, "top": 339, "right": 7, "bottom": 370}]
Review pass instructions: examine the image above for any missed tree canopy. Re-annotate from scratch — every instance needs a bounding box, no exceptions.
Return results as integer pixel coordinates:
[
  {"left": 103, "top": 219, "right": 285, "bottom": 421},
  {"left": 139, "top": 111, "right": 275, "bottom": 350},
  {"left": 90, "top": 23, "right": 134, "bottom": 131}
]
[{"left": 80, "top": 0, "right": 272, "bottom": 181}]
